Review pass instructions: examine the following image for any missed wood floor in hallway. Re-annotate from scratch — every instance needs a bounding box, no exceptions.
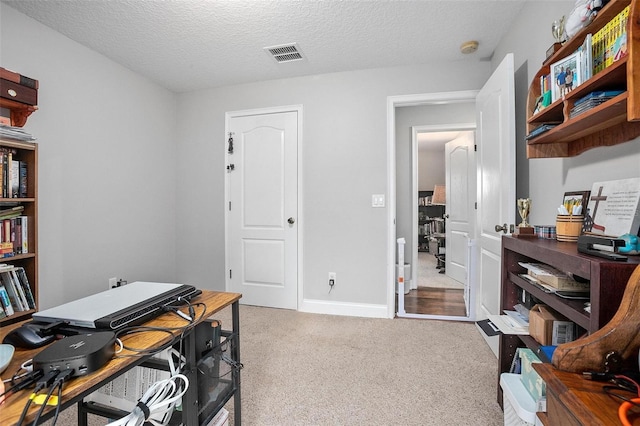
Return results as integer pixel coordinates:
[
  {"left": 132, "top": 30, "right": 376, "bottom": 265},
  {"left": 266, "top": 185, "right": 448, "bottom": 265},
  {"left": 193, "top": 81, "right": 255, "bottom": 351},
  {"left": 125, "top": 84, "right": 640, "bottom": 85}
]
[{"left": 403, "top": 287, "right": 466, "bottom": 316}]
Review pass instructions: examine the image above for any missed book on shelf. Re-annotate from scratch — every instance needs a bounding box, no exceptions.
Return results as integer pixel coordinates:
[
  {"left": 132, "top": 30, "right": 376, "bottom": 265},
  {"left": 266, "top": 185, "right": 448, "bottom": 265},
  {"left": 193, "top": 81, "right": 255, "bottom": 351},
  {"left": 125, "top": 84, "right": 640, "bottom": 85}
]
[
  {"left": 10, "top": 159, "right": 19, "bottom": 198},
  {"left": 1, "top": 270, "right": 25, "bottom": 311},
  {"left": 592, "top": 4, "right": 630, "bottom": 75},
  {"left": 20, "top": 215, "right": 27, "bottom": 254},
  {"left": 0, "top": 205, "right": 24, "bottom": 219},
  {"left": 0, "top": 125, "right": 36, "bottom": 142},
  {"left": 526, "top": 123, "right": 561, "bottom": 140},
  {"left": 0, "top": 216, "right": 28, "bottom": 257},
  {"left": 578, "top": 33, "right": 593, "bottom": 83},
  {"left": 10, "top": 268, "right": 29, "bottom": 309},
  {"left": 15, "top": 266, "right": 35, "bottom": 309},
  {"left": 19, "top": 161, "right": 27, "bottom": 197},
  {"left": 569, "top": 90, "right": 624, "bottom": 118},
  {"left": 13, "top": 217, "right": 22, "bottom": 254},
  {"left": 0, "top": 285, "right": 14, "bottom": 316}
]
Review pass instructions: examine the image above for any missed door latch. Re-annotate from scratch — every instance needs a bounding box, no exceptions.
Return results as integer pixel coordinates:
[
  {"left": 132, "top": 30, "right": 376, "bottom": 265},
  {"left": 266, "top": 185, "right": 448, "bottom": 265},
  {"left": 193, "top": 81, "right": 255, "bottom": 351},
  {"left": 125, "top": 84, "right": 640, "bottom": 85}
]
[{"left": 227, "top": 164, "right": 235, "bottom": 171}]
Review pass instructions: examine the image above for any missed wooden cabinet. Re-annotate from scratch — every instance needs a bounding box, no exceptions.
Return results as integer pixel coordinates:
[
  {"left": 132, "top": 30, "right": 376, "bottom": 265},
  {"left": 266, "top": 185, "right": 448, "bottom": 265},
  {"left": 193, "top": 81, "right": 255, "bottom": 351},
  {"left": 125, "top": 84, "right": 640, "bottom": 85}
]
[
  {"left": 0, "top": 138, "right": 38, "bottom": 325},
  {"left": 496, "top": 236, "right": 640, "bottom": 404},
  {"left": 533, "top": 363, "right": 637, "bottom": 425},
  {"left": 526, "top": 0, "right": 640, "bottom": 158}
]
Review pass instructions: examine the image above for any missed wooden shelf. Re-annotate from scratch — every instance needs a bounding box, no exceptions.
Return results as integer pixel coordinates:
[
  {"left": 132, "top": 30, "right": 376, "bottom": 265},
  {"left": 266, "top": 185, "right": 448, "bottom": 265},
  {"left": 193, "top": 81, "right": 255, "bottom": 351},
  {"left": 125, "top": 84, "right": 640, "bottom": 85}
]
[
  {"left": 0, "top": 98, "right": 37, "bottom": 128},
  {"left": 496, "top": 236, "right": 640, "bottom": 406},
  {"left": 525, "top": 0, "right": 639, "bottom": 158},
  {"left": 0, "top": 138, "right": 38, "bottom": 326}
]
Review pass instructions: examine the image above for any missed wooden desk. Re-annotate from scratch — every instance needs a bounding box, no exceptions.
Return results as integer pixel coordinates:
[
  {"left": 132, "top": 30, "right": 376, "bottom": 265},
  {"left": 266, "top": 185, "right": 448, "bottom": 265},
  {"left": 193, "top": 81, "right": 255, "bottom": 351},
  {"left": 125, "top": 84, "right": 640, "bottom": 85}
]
[
  {"left": 0, "top": 290, "right": 241, "bottom": 426},
  {"left": 534, "top": 363, "right": 640, "bottom": 425}
]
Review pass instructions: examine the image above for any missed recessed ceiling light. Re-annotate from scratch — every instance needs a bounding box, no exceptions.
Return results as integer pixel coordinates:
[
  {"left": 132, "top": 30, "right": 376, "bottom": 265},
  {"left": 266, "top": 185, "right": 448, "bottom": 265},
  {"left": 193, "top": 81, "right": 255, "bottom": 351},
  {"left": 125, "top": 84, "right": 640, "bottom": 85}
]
[{"left": 460, "top": 40, "right": 479, "bottom": 54}]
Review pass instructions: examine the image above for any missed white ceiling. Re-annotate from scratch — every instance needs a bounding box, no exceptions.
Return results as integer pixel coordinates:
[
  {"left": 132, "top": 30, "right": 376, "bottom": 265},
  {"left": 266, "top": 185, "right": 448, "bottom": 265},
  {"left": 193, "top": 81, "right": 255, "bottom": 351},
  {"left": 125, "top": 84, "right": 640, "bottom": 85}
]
[
  {"left": 2, "top": 0, "right": 527, "bottom": 93},
  {"left": 418, "top": 131, "right": 462, "bottom": 151}
]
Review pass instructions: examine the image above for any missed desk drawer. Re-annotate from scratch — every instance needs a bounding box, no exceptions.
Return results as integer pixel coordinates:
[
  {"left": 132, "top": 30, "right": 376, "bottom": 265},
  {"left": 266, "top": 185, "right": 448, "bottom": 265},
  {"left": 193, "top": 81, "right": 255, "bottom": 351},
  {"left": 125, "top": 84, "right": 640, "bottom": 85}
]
[{"left": 0, "top": 79, "right": 37, "bottom": 106}]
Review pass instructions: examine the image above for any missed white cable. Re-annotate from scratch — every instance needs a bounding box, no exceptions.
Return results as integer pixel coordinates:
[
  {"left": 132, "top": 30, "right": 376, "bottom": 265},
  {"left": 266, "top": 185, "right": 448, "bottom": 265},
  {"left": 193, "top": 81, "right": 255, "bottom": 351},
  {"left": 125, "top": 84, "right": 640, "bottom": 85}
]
[{"left": 106, "top": 374, "right": 189, "bottom": 426}]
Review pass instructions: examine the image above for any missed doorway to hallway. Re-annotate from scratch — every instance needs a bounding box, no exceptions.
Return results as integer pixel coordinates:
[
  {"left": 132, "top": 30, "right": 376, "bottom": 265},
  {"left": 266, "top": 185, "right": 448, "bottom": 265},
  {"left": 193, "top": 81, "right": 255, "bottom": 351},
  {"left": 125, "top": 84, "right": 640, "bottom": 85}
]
[
  {"left": 388, "top": 92, "right": 478, "bottom": 321},
  {"left": 407, "top": 127, "right": 475, "bottom": 318}
]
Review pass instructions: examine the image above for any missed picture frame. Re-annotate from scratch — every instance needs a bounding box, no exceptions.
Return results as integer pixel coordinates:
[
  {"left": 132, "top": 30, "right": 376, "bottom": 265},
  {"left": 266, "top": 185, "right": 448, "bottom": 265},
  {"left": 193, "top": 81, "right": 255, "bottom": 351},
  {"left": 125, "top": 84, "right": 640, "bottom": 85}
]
[
  {"left": 562, "top": 190, "right": 590, "bottom": 215},
  {"left": 551, "top": 51, "right": 583, "bottom": 103}
]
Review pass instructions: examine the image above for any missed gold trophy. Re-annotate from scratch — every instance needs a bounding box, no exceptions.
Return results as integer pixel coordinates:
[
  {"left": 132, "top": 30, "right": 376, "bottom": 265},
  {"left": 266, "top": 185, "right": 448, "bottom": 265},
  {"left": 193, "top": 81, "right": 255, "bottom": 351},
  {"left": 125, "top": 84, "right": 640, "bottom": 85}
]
[
  {"left": 515, "top": 198, "right": 535, "bottom": 238},
  {"left": 547, "top": 16, "right": 565, "bottom": 59}
]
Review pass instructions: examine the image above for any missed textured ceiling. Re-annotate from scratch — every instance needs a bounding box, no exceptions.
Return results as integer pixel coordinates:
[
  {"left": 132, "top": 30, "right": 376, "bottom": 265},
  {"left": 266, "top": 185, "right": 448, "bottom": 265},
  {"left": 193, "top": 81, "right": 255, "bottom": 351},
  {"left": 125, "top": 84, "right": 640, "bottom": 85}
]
[{"left": 3, "top": 0, "right": 527, "bottom": 93}]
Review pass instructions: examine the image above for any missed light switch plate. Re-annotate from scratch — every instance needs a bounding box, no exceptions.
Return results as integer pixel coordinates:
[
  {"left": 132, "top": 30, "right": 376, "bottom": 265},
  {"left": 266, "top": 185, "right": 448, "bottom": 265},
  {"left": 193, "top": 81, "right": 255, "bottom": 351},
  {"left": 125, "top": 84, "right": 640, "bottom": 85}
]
[{"left": 372, "top": 194, "right": 385, "bottom": 208}]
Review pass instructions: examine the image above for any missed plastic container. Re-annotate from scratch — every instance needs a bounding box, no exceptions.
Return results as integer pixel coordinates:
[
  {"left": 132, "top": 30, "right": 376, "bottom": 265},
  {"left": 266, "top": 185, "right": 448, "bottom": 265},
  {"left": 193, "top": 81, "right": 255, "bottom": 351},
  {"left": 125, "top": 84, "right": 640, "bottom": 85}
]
[{"left": 500, "top": 373, "right": 536, "bottom": 426}]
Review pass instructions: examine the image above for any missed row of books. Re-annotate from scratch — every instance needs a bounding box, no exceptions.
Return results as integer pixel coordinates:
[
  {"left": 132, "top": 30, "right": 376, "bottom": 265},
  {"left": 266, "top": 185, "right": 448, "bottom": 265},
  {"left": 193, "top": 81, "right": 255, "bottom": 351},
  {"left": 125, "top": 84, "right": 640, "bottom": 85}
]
[
  {"left": 537, "top": 5, "right": 630, "bottom": 109},
  {"left": 0, "top": 265, "right": 35, "bottom": 317},
  {"left": 593, "top": 5, "right": 629, "bottom": 74},
  {"left": 1, "top": 216, "right": 29, "bottom": 258},
  {"left": 0, "top": 148, "right": 28, "bottom": 198}
]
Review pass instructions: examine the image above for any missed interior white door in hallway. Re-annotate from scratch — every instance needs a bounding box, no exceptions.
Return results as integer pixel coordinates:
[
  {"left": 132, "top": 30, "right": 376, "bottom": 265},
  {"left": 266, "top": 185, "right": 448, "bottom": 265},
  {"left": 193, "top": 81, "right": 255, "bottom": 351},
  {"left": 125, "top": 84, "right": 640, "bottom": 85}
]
[
  {"left": 226, "top": 108, "right": 299, "bottom": 310},
  {"left": 475, "top": 54, "right": 516, "bottom": 355},
  {"left": 445, "top": 132, "right": 475, "bottom": 315}
]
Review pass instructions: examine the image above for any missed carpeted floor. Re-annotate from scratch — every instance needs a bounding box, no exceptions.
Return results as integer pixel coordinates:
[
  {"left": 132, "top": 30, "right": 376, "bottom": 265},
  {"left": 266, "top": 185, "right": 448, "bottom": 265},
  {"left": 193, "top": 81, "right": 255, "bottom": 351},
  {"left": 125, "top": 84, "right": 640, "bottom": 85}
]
[{"left": 54, "top": 305, "right": 502, "bottom": 425}]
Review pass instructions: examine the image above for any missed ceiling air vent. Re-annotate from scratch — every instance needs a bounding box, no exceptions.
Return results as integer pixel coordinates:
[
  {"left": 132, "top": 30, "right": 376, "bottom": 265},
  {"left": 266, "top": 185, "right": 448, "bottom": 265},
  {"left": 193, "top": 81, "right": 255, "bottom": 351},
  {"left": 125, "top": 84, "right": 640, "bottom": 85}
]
[{"left": 264, "top": 43, "right": 305, "bottom": 64}]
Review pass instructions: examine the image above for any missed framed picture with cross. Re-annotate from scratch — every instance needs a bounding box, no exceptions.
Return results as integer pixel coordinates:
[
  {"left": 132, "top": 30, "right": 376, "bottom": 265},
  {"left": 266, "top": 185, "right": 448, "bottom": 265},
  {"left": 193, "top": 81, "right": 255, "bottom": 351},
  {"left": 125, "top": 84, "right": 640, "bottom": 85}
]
[{"left": 585, "top": 178, "right": 640, "bottom": 238}]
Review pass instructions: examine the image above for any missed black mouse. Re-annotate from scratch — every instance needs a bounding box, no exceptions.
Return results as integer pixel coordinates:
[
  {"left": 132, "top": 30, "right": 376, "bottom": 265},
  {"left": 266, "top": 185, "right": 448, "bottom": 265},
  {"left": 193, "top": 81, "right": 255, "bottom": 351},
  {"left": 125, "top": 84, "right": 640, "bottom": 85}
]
[{"left": 3, "top": 325, "right": 55, "bottom": 349}]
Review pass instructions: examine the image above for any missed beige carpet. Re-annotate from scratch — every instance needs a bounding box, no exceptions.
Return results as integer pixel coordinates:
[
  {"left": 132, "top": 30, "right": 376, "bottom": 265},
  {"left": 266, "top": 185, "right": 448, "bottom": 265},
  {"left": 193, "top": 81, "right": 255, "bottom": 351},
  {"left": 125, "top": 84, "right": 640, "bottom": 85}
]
[
  {"left": 417, "top": 251, "right": 464, "bottom": 289},
  {"left": 54, "top": 305, "right": 502, "bottom": 425}
]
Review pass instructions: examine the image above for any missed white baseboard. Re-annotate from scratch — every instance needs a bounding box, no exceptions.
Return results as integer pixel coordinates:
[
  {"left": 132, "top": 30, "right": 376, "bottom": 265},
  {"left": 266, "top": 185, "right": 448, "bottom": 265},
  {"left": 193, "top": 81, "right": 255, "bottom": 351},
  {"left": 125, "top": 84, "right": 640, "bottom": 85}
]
[{"left": 299, "top": 298, "right": 388, "bottom": 318}]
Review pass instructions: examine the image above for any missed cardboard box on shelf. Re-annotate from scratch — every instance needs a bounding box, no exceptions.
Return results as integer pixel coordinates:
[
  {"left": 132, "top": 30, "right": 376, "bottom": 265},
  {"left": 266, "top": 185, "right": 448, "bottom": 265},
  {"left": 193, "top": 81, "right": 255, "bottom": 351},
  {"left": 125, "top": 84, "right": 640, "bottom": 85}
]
[{"left": 529, "top": 304, "right": 575, "bottom": 346}]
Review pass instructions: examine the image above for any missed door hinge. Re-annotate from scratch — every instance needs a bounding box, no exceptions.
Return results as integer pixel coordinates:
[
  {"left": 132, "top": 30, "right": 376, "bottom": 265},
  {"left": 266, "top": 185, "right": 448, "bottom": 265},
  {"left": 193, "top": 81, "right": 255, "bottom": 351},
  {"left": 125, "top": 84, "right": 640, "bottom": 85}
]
[
  {"left": 229, "top": 201, "right": 231, "bottom": 211},
  {"left": 229, "top": 269, "right": 232, "bottom": 279},
  {"left": 474, "top": 144, "right": 477, "bottom": 152},
  {"left": 475, "top": 202, "right": 478, "bottom": 209}
]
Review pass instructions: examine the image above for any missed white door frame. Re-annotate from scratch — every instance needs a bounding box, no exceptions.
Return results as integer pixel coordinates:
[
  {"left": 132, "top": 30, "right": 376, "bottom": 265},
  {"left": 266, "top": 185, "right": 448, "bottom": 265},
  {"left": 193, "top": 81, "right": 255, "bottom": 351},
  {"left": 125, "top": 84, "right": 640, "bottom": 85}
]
[
  {"left": 386, "top": 91, "right": 478, "bottom": 319},
  {"left": 224, "top": 104, "right": 304, "bottom": 309},
  {"left": 410, "top": 124, "right": 475, "bottom": 289}
]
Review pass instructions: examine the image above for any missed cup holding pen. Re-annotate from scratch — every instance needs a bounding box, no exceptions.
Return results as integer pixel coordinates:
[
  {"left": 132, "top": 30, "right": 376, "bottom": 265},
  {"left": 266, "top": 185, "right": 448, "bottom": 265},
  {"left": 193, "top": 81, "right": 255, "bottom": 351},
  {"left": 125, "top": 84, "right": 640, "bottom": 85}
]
[{"left": 556, "top": 214, "right": 584, "bottom": 242}]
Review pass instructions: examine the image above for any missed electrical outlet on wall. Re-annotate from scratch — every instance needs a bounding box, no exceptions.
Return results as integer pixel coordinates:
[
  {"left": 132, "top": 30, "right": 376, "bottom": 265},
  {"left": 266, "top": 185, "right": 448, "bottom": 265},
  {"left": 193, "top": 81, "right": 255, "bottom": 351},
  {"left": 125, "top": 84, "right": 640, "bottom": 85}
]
[
  {"left": 108, "top": 277, "right": 118, "bottom": 290},
  {"left": 328, "top": 272, "right": 336, "bottom": 287}
]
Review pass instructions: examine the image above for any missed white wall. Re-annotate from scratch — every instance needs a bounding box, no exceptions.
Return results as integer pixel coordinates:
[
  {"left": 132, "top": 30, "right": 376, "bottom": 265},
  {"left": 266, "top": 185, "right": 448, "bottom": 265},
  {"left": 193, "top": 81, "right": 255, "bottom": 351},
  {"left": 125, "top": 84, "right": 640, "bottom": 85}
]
[
  {"left": 7, "top": 1, "right": 636, "bottom": 316},
  {"left": 418, "top": 148, "right": 445, "bottom": 192},
  {"left": 175, "top": 65, "right": 489, "bottom": 313},
  {"left": 492, "top": 1, "right": 640, "bottom": 226},
  {"left": 1, "top": 5, "right": 178, "bottom": 308}
]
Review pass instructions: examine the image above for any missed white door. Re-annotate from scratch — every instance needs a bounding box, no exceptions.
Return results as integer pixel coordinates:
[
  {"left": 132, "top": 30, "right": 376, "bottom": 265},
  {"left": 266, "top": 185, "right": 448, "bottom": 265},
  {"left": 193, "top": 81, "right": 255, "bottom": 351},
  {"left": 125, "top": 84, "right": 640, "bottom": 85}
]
[
  {"left": 226, "top": 109, "right": 299, "bottom": 309},
  {"left": 445, "top": 132, "right": 475, "bottom": 314},
  {"left": 475, "top": 54, "right": 516, "bottom": 344}
]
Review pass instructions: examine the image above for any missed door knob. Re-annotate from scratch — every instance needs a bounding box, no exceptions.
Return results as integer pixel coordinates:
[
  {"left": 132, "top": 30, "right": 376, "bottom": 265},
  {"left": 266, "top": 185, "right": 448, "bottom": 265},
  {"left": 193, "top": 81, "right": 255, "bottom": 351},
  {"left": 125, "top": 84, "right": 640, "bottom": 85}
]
[
  {"left": 444, "top": 214, "right": 450, "bottom": 219},
  {"left": 495, "top": 223, "right": 508, "bottom": 233},
  {"left": 287, "top": 217, "right": 295, "bottom": 224}
]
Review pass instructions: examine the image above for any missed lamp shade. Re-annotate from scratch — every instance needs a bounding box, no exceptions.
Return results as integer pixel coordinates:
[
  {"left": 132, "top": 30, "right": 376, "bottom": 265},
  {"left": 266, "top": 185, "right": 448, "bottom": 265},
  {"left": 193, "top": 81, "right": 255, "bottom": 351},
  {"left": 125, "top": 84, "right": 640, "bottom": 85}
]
[{"left": 432, "top": 185, "right": 446, "bottom": 205}]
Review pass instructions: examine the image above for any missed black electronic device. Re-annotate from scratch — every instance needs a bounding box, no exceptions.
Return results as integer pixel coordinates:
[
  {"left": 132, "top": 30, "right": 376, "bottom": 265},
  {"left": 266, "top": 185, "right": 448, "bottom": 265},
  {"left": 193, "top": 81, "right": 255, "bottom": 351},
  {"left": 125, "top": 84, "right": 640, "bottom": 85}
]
[
  {"left": 577, "top": 235, "right": 627, "bottom": 261},
  {"left": 3, "top": 324, "right": 55, "bottom": 349},
  {"left": 33, "top": 331, "right": 115, "bottom": 377}
]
